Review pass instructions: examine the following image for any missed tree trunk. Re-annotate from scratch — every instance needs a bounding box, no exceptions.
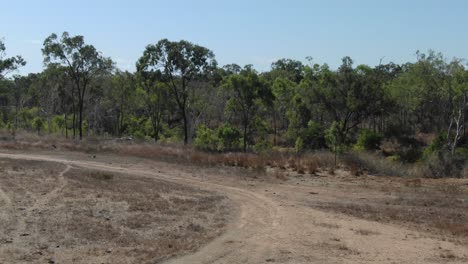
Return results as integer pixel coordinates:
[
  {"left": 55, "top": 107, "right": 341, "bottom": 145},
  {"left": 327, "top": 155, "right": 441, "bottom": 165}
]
[
  {"left": 64, "top": 113, "right": 68, "bottom": 139},
  {"left": 79, "top": 99, "right": 84, "bottom": 140},
  {"left": 273, "top": 111, "right": 277, "bottom": 146},
  {"left": 243, "top": 122, "right": 248, "bottom": 152},
  {"left": 182, "top": 107, "right": 188, "bottom": 145}
]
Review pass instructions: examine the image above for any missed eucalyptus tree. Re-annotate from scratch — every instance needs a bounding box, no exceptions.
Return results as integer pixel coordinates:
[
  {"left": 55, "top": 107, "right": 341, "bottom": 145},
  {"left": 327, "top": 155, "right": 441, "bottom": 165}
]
[
  {"left": 312, "top": 57, "right": 376, "bottom": 144},
  {"left": 134, "top": 68, "right": 168, "bottom": 141},
  {"left": 445, "top": 61, "right": 468, "bottom": 154},
  {"left": 111, "top": 71, "right": 136, "bottom": 136},
  {"left": 0, "top": 40, "right": 26, "bottom": 79},
  {"left": 42, "top": 32, "right": 113, "bottom": 139},
  {"left": 12, "top": 74, "right": 33, "bottom": 134},
  {"left": 267, "top": 58, "right": 304, "bottom": 83},
  {"left": 29, "top": 64, "right": 66, "bottom": 133},
  {"left": 137, "top": 39, "right": 217, "bottom": 144},
  {"left": 223, "top": 66, "right": 273, "bottom": 151}
]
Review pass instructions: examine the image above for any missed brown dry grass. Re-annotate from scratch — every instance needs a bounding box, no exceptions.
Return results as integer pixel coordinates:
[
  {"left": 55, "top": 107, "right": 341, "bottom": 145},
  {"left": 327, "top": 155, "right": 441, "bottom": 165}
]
[
  {"left": 0, "top": 158, "right": 230, "bottom": 264},
  {"left": 314, "top": 178, "right": 468, "bottom": 239},
  {"left": 0, "top": 134, "right": 340, "bottom": 180}
]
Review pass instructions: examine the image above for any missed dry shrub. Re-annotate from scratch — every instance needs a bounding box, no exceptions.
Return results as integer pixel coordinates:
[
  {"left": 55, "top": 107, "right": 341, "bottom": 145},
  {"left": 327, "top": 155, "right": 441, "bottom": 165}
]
[
  {"left": 0, "top": 133, "right": 342, "bottom": 179},
  {"left": 380, "top": 139, "right": 401, "bottom": 156},
  {"left": 89, "top": 171, "right": 114, "bottom": 181},
  {"left": 189, "top": 151, "right": 205, "bottom": 164},
  {"left": 404, "top": 178, "right": 422, "bottom": 188},
  {"left": 273, "top": 170, "right": 287, "bottom": 181},
  {"left": 436, "top": 183, "right": 464, "bottom": 195},
  {"left": 342, "top": 151, "right": 408, "bottom": 177},
  {"left": 306, "top": 160, "right": 319, "bottom": 175},
  {"left": 297, "top": 166, "right": 305, "bottom": 174},
  {"left": 349, "top": 163, "right": 362, "bottom": 176},
  {"left": 288, "top": 158, "right": 297, "bottom": 171}
]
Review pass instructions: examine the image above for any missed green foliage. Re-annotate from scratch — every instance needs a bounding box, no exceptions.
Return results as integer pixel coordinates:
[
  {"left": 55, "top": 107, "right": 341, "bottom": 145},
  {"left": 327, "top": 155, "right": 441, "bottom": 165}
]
[
  {"left": 52, "top": 115, "right": 65, "bottom": 128},
  {"left": 455, "top": 147, "right": 468, "bottom": 157},
  {"left": 132, "top": 130, "right": 146, "bottom": 140},
  {"left": 300, "top": 121, "right": 325, "bottom": 149},
  {"left": 424, "top": 150, "right": 466, "bottom": 178},
  {"left": 223, "top": 66, "right": 273, "bottom": 151},
  {"left": 216, "top": 123, "right": 240, "bottom": 151},
  {"left": 398, "top": 145, "right": 422, "bottom": 163},
  {"left": 194, "top": 125, "right": 217, "bottom": 151},
  {"left": 137, "top": 39, "right": 216, "bottom": 145},
  {"left": 295, "top": 137, "right": 304, "bottom": 153},
  {"left": 42, "top": 31, "right": 113, "bottom": 139},
  {"left": 254, "top": 139, "right": 272, "bottom": 153},
  {"left": 32, "top": 117, "right": 44, "bottom": 134},
  {"left": 423, "top": 132, "right": 447, "bottom": 159},
  {"left": 325, "top": 122, "right": 339, "bottom": 148},
  {"left": 194, "top": 124, "right": 242, "bottom": 152},
  {"left": 354, "top": 129, "right": 382, "bottom": 151},
  {"left": 0, "top": 40, "right": 26, "bottom": 79}
]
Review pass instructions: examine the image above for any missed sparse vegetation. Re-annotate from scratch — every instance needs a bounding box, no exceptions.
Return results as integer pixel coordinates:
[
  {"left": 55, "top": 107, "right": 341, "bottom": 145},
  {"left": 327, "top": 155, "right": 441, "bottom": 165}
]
[{"left": 0, "top": 158, "right": 230, "bottom": 263}]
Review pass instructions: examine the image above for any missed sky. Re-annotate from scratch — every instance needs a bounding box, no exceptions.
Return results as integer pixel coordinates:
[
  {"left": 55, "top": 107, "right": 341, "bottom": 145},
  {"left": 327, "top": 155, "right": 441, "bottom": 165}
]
[{"left": 1, "top": 0, "right": 467, "bottom": 75}]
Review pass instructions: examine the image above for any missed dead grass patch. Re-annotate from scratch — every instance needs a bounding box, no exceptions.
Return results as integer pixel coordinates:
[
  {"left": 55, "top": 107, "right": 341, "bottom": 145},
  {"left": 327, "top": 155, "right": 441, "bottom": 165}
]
[
  {"left": 353, "top": 228, "right": 380, "bottom": 236},
  {"left": 0, "top": 158, "right": 230, "bottom": 264},
  {"left": 314, "top": 183, "right": 468, "bottom": 239}
]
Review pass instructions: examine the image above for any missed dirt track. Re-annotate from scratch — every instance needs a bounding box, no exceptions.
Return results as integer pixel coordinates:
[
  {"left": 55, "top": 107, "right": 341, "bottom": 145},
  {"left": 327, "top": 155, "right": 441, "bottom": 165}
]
[{"left": 0, "top": 151, "right": 466, "bottom": 264}]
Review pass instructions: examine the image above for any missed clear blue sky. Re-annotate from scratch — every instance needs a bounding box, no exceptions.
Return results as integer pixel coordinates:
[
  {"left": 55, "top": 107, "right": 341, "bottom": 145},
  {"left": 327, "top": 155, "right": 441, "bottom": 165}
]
[{"left": 2, "top": 0, "right": 467, "bottom": 75}]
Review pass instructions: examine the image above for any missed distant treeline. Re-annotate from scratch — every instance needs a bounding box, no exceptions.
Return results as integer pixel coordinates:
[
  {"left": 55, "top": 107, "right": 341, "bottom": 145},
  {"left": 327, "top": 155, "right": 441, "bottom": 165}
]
[{"left": 1, "top": 32, "right": 467, "bottom": 161}]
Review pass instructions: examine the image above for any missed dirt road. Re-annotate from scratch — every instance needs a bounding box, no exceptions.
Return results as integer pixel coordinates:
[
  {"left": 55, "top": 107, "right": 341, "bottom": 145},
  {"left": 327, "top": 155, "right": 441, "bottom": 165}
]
[{"left": 0, "top": 152, "right": 466, "bottom": 264}]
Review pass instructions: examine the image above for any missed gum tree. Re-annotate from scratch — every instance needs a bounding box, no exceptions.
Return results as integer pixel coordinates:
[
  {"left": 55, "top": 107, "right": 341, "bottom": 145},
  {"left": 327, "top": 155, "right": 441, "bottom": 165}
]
[
  {"left": 42, "top": 32, "right": 113, "bottom": 139},
  {"left": 0, "top": 39, "right": 26, "bottom": 79},
  {"left": 137, "top": 39, "right": 216, "bottom": 144}
]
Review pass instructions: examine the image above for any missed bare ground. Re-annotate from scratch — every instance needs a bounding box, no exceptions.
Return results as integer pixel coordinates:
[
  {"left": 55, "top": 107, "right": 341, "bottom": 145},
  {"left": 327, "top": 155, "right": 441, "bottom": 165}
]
[{"left": 0, "top": 150, "right": 467, "bottom": 263}]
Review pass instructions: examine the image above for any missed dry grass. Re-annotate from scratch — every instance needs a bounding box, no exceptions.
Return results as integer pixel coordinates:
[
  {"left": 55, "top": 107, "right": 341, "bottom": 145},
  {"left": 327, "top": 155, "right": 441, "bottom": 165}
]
[
  {"left": 0, "top": 134, "right": 340, "bottom": 180},
  {"left": 0, "top": 158, "right": 230, "bottom": 264},
  {"left": 353, "top": 228, "right": 380, "bottom": 236},
  {"left": 314, "top": 180, "right": 468, "bottom": 239}
]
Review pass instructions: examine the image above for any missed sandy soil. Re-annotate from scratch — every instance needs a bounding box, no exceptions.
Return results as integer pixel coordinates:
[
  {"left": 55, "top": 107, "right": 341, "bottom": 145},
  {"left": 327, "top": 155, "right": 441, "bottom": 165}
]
[{"left": 0, "top": 150, "right": 467, "bottom": 264}]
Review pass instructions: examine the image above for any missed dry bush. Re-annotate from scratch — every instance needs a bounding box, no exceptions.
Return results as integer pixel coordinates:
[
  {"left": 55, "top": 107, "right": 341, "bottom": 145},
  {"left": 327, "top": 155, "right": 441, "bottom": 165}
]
[
  {"left": 341, "top": 151, "right": 408, "bottom": 177},
  {"left": 404, "top": 178, "right": 422, "bottom": 187},
  {"left": 0, "top": 133, "right": 342, "bottom": 179},
  {"left": 288, "top": 158, "right": 298, "bottom": 171},
  {"left": 273, "top": 170, "right": 288, "bottom": 181},
  {"left": 305, "top": 160, "right": 319, "bottom": 175},
  {"left": 89, "top": 171, "right": 114, "bottom": 181},
  {"left": 348, "top": 163, "right": 362, "bottom": 176},
  {"left": 297, "top": 166, "right": 305, "bottom": 174}
]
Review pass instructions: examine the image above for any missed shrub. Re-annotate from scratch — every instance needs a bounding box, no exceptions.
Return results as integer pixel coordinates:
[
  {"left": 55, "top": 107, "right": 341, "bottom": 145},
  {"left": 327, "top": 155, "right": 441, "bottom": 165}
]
[
  {"left": 423, "top": 132, "right": 447, "bottom": 159},
  {"left": 32, "top": 117, "right": 44, "bottom": 135},
  {"left": 354, "top": 129, "right": 382, "bottom": 151},
  {"left": 398, "top": 145, "right": 422, "bottom": 163},
  {"left": 253, "top": 139, "right": 272, "bottom": 153},
  {"left": 342, "top": 151, "right": 407, "bottom": 177},
  {"left": 132, "top": 130, "right": 146, "bottom": 140},
  {"left": 295, "top": 137, "right": 304, "bottom": 153},
  {"left": 194, "top": 125, "right": 217, "bottom": 151},
  {"left": 52, "top": 115, "right": 65, "bottom": 133},
  {"left": 325, "top": 121, "right": 345, "bottom": 153},
  {"left": 216, "top": 124, "right": 240, "bottom": 151},
  {"left": 424, "top": 151, "right": 465, "bottom": 178},
  {"left": 300, "top": 121, "right": 326, "bottom": 149}
]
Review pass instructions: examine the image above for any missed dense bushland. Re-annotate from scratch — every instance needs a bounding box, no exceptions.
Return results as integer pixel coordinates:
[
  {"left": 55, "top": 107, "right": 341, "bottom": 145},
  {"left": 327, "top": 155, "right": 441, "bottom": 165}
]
[{"left": 1, "top": 34, "right": 467, "bottom": 178}]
